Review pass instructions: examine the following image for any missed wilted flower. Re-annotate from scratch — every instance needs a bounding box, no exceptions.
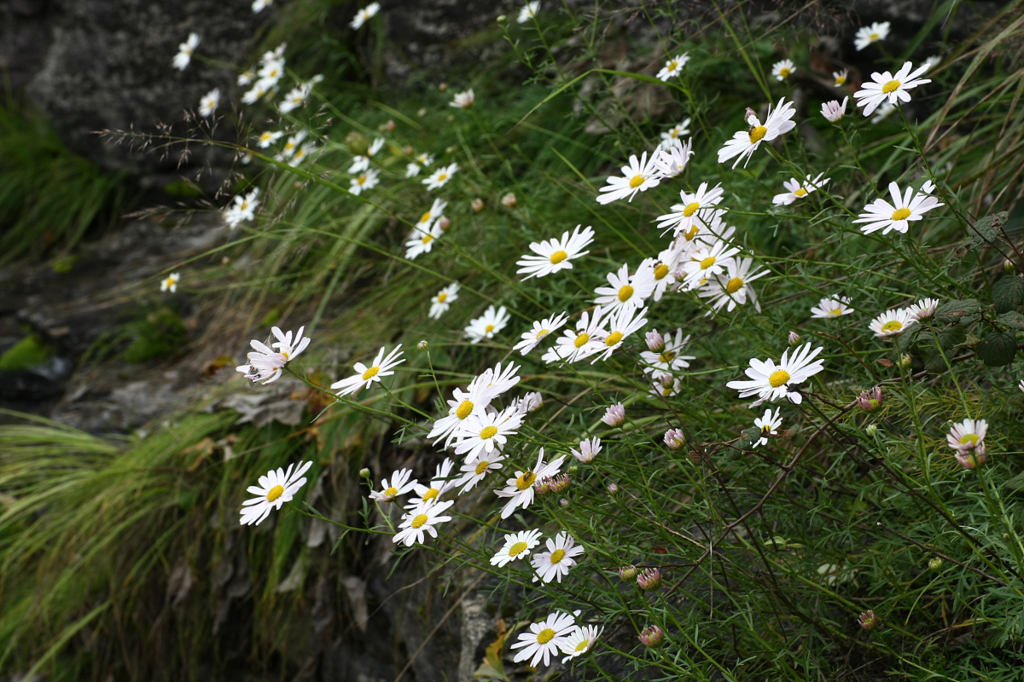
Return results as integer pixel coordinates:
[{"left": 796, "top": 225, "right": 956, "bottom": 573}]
[
  {"left": 637, "top": 567, "right": 662, "bottom": 591},
  {"left": 858, "top": 610, "right": 879, "bottom": 630},
  {"left": 857, "top": 386, "right": 883, "bottom": 411},
  {"left": 501, "top": 192, "right": 517, "bottom": 207},
  {"left": 602, "top": 403, "right": 626, "bottom": 426},
  {"left": 664, "top": 428, "right": 685, "bottom": 449},
  {"left": 639, "top": 625, "right": 664, "bottom": 647},
  {"left": 619, "top": 565, "right": 638, "bottom": 581},
  {"left": 450, "top": 88, "right": 475, "bottom": 109}
]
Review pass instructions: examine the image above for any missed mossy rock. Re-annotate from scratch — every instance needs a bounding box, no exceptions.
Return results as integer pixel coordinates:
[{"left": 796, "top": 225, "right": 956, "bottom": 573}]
[
  {"left": 0, "top": 335, "right": 55, "bottom": 371},
  {"left": 123, "top": 308, "right": 188, "bottom": 363}
]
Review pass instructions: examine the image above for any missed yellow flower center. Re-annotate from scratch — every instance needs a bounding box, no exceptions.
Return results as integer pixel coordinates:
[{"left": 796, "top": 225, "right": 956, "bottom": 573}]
[
  {"left": 480, "top": 425, "right": 498, "bottom": 439},
  {"left": 456, "top": 400, "right": 474, "bottom": 420},
  {"left": 699, "top": 256, "right": 716, "bottom": 270},
  {"left": 361, "top": 366, "right": 380, "bottom": 380},
  {"left": 891, "top": 207, "right": 912, "bottom": 221},
  {"left": 726, "top": 277, "right": 744, "bottom": 294},
  {"left": 383, "top": 486, "right": 398, "bottom": 498},
  {"left": 629, "top": 174, "right": 645, "bottom": 188},
  {"left": 535, "top": 328, "right": 549, "bottom": 339},
  {"left": 761, "top": 424, "right": 772, "bottom": 434},
  {"left": 659, "top": 350, "right": 676, "bottom": 363},
  {"left": 654, "top": 264, "right": 669, "bottom": 280},
  {"left": 882, "top": 79, "right": 901, "bottom": 94},
  {"left": 421, "top": 235, "right": 434, "bottom": 244},
  {"left": 550, "top": 249, "right": 569, "bottom": 264},
  {"left": 260, "top": 133, "right": 272, "bottom": 141},
  {"left": 668, "top": 60, "right": 678, "bottom": 71},
  {"left": 516, "top": 471, "right": 536, "bottom": 490},
  {"left": 266, "top": 485, "right": 285, "bottom": 502},
  {"left": 670, "top": 129, "right": 679, "bottom": 138},
  {"left": 869, "top": 32, "right": 880, "bottom": 40},
  {"left": 508, "top": 541, "right": 529, "bottom": 557},
  {"left": 437, "top": 173, "right": 448, "bottom": 182},
  {"left": 794, "top": 188, "right": 808, "bottom": 197},
  {"left": 421, "top": 487, "right": 439, "bottom": 501},
  {"left": 768, "top": 369, "right": 790, "bottom": 388},
  {"left": 835, "top": 75, "right": 847, "bottom": 85},
  {"left": 749, "top": 125, "right": 768, "bottom": 143},
  {"left": 682, "top": 201, "right": 701, "bottom": 217},
  {"left": 536, "top": 628, "right": 556, "bottom": 644},
  {"left": 484, "top": 324, "right": 496, "bottom": 333},
  {"left": 959, "top": 433, "right": 979, "bottom": 447},
  {"left": 779, "top": 67, "right": 791, "bottom": 78},
  {"left": 357, "top": 176, "right": 367, "bottom": 185},
  {"left": 605, "top": 331, "right": 624, "bottom": 346},
  {"left": 617, "top": 285, "right": 634, "bottom": 302},
  {"left": 475, "top": 460, "right": 490, "bottom": 475},
  {"left": 880, "top": 320, "right": 903, "bottom": 333},
  {"left": 419, "top": 211, "right": 432, "bottom": 224},
  {"left": 411, "top": 514, "right": 428, "bottom": 529},
  {"left": 574, "top": 639, "right": 591, "bottom": 652},
  {"left": 437, "top": 292, "right": 448, "bottom": 303},
  {"left": 574, "top": 332, "right": 590, "bottom": 348},
  {"left": 829, "top": 308, "right": 844, "bottom": 316},
  {"left": 550, "top": 548, "right": 566, "bottom": 563},
  {"left": 683, "top": 225, "right": 699, "bottom": 241}
]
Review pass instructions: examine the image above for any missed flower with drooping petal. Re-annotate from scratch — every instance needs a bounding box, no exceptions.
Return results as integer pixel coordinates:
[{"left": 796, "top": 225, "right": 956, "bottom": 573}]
[
  {"left": 531, "top": 532, "right": 585, "bottom": 583},
  {"left": 868, "top": 309, "right": 918, "bottom": 338},
  {"left": 494, "top": 448, "right": 565, "bottom": 519},
  {"left": 393, "top": 499, "right": 454, "bottom": 546},
  {"left": 810, "top": 296, "right": 853, "bottom": 319},
  {"left": 857, "top": 386, "right": 884, "bottom": 411},
  {"left": 369, "top": 468, "right": 417, "bottom": 503},
  {"left": 821, "top": 97, "right": 848, "bottom": 122},
  {"left": 240, "top": 460, "right": 313, "bottom": 525},
  {"left": 516, "top": 225, "right": 595, "bottom": 280},
  {"left": 727, "top": 343, "right": 825, "bottom": 407},
  {"left": 571, "top": 437, "right": 601, "bottom": 463},
  {"left": 656, "top": 53, "right": 690, "bottom": 81},
  {"left": 511, "top": 611, "right": 577, "bottom": 668},
  {"left": 491, "top": 528, "right": 542, "bottom": 567},
  {"left": 854, "top": 61, "right": 932, "bottom": 117},
  {"left": 173, "top": 32, "right": 200, "bottom": 71},
  {"left": 854, "top": 21, "right": 890, "bottom": 51},
  {"left": 350, "top": 2, "right": 380, "bottom": 29},
  {"left": 279, "top": 83, "right": 312, "bottom": 114},
  {"left": 450, "top": 89, "right": 475, "bottom": 109},
  {"left": 853, "top": 181, "right": 943, "bottom": 235},
  {"left": 833, "top": 69, "right": 848, "bottom": 87},
  {"left": 773, "top": 173, "right": 829, "bottom": 206},
  {"left": 753, "top": 407, "right": 782, "bottom": 447},
  {"left": 908, "top": 298, "right": 939, "bottom": 320},
  {"left": 772, "top": 59, "right": 795, "bottom": 81},
  {"left": 464, "top": 305, "right": 510, "bottom": 344},
  {"left": 517, "top": 1, "right": 540, "bottom": 23},
  {"left": 410, "top": 458, "right": 457, "bottom": 506},
  {"left": 514, "top": 312, "right": 569, "bottom": 355},
  {"left": 591, "top": 305, "right": 648, "bottom": 362},
  {"left": 718, "top": 98, "right": 796, "bottom": 168},
  {"left": 596, "top": 152, "right": 662, "bottom": 204},
  {"left": 653, "top": 137, "right": 693, "bottom": 177},
  {"left": 331, "top": 345, "right": 405, "bottom": 396},
  {"left": 405, "top": 223, "right": 443, "bottom": 260},
  {"left": 947, "top": 418, "right": 988, "bottom": 467},
  {"left": 236, "top": 326, "right": 312, "bottom": 384},
  {"left": 429, "top": 283, "right": 460, "bottom": 319}
]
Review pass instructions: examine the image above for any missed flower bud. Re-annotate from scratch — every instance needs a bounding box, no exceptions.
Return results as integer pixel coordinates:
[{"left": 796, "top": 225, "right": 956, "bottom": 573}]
[
  {"left": 1004, "top": 259, "right": 1017, "bottom": 274},
  {"left": 900, "top": 354, "right": 912, "bottom": 369},
  {"left": 928, "top": 557, "right": 944, "bottom": 571},
  {"left": 637, "top": 567, "right": 662, "bottom": 591},
  {"left": 865, "top": 424, "right": 878, "bottom": 437},
  {"left": 437, "top": 215, "right": 451, "bottom": 231},
  {"left": 383, "top": 119, "right": 396, "bottom": 132},
  {"left": 664, "top": 428, "right": 685, "bottom": 449},
  {"left": 520, "top": 391, "right": 543, "bottom": 413},
  {"left": 645, "top": 329, "right": 665, "bottom": 352},
  {"left": 788, "top": 330, "right": 801, "bottom": 346},
  {"left": 345, "top": 131, "right": 369, "bottom": 156},
  {"left": 639, "top": 624, "right": 664, "bottom": 647},
  {"left": 438, "top": 82, "right": 448, "bottom": 92},
  {"left": 471, "top": 198, "right": 484, "bottom": 212},
  {"left": 858, "top": 610, "right": 878, "bottom": 630},
  {"left": 744, "top": 107, "right": 759, "bottom": 126},
  {"left": 955, "top": 450, "right": 985, "bottom": 469},
  {"left": 402, "top": 145, "right": 414, "bottom": 155},
  {"left": 417, "top": 107, "right": 427, "bottom": 117},
  {"left": 602, "top": 403, "right": 625, "bottom": 427},
  {"left": 548, "top": 473, "right": 571, "bottom": 494},
  {"left": 607, "top": 482, "right": 619, "bottom": 495},
  {"left": 619, "top": 565, "right": 638, "bottom": 581},
  {"left": 359, "top": 468, "right": 371, "bottom": 479},
  {"left": 533, "top": 477, "right": 553, "bottom": 495},
  {"left": 857, "top": 386, "right": 883, "bottom": 412},
  {"left": 496, "top": 14, "right": 507, "bottom": 24},
  {"left": 500, "top": 192, "right": 517, "bottom": 207},
  {"left": 417, "top": 340, "right": 429, "bottom": 351},
  {"left": 559, "top": 497, "right": 569, "bottom": 508}
]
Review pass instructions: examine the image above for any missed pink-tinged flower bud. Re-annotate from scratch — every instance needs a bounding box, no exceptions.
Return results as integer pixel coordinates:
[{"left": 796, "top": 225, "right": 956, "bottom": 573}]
[
  {"left": 417, "top": 340, "right": 429, "bottom": 351},
  {"left": 744, "top": 108, "right": 759, "bottom": 126},
  {"left": 619, "top": 565, "right": 638, "bottom": 581},
  {"left": 664, "top": 428, "right": 685, "bottom": 449},
  {"left": 607, "top": 482, "right": 619, "bottom": 495},
  {"left": 637, "top": 567, "right": 662, "bottom": 591},
  {"left": 437, "top": 215, "right": 451, "bottom": 231},
  {"left": 788, "top": 330, "right": 801, "bottom": 346},
  {"left": 955, "top": 450, "right": 986, "bottom": 469},
  {"left": 471, "top": 198, "right": 484, "bottom": 212},
  {"left": 857, "top": 386, "right": 883, "bottom": 412},
  {"left": 402, "top": 145, "right": 414, "bottom": 155},
  {"left": 438, "top": 82, "right": 448, "bottom": 92},
  {"left": 533, "top": 477, "right": 553, "bottom": 495},
  {"left": 602, "top": 403, "right": 625, "bottom": 427},
  {"left": 383, "top": 119, "right": 396, "bottom": 132},
  {"left": 639, "top": 624, "right": 664, "bottom": 647},
  {"left": 858, "top": 610, "right": 878, "bottom": 630},
  {"left": 559, "top": 497, "right": 569, "bottom": 508},
  {"left": 646, "top": 330, "right": 665, "bottom": 352},
  {"left": 500, "top": 192, "right": 517, "bottom": 207},
  {"left": 572, "top": 437, "right": 601, "bottom": 463},
  {"left": 548, "top": 473, "right": 571, "bottom": 494}
]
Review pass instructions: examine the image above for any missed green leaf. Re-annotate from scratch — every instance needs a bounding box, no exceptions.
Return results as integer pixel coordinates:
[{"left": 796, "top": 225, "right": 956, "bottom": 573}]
[
  {"left": 920, "top": 326, "right": 966, "bottom": 373},
  {"left": 992, "top": 276, "right": 1024, "bottom": 314},
  {"left": 964, "top": 211, "right": 1007, "bottom": 247},
  {"left": 896, "top": 327, "right": 921, "bottom": 353},
  {"left": 997, "top": 311, "right": 1024, "bottom": 331},
  {"left": 934, "top": 299, "right": 982, "bottom": 325},
  {"left": 976, "top": 331, "right": 1018, "bottom": 367}
]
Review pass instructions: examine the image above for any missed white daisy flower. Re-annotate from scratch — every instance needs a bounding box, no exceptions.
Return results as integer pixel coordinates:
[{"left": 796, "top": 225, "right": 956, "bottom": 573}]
[
  {"left": 331, "top": 344, "right": 405, "bottom": 396},
  {"left": 772, "top": 173, "right": 829, "bottom": 206},
  {"left": 591, "top": 305, "right": 649, "bottom": 363},
  {"left": 531, "top": 532, "right": 585, "bottom": 583},
  {"left": 173, "top": 32, "right": 200, "bottom": 71},
  {"left": 455, "top": 454, "right": 505, "bottom": 494},
  {"left": 772, "top": 59, "right": 795, "bottom": 81},
  {"left": 252, "top": 0, "right": 272, "bottom": 13},
  {"left": 679, "top": 241, "right": 741, "bottom": 291},
  {"left": 853, "top": 180, "right": 943, "bottom": 235},
  {"left": 655, "top": 182, "right": 726, "bottom": 237},
  {"left": 653, "top": 137, "right": 694, "bottom": 177},
  {"left": 542, "top": 308, "right": 607, "bottom": 364},
  {"left": 413, "top": 199, "right": 448, "bottom": 234},
  {"left": 349, "top": 155, "right": 370, "bottom": 174},
  {"left": 450, "top": 89, "right": 475, "bottom": 109},
  {"left": 516, "top": 224, "right": 595, "bottom": 280},
  {"left": 514, "top": 312, "right": 569, "bottom": 355},
  {"left": 853, "top": 61, "right": 932, "bottom": 117},
  {"left": 494, "top": 448, "right": 565, "bottom": 519},
  {"left": 698, "top": 256, "right": 768, "bottom": 315},
  {"left": 810, "top": 296, "right": 853, "bottom": 319},
  {"left": 871, "top": 101, "right": 897, "bottom": 124},
  {"left": 726, "top": 343, "right": 825, "bottom": 407},
  {"left": 242, "top": 82, "right": 270, "bottom": 105},
  {"left": 656, "top": 53, "right": 690, "bottom": 81},
  {"left": 198, "top": 88, "right": 220, "bottom": 118},
  {"left": 224, "top": 188, "right": 261, "bottom": 229},
  {"left": 821, "top": 97, "right": 848, "bottom": 122},
  {"left": 717, "top": 98, "right": 796, "bottom": 168},
  {"left": 236, "top": 325, "right": 311, "bottom": 384},
  {"left": 240, "top": 460, "right": 313, "bottom": 526},
  {"left": 640, "top": 329, "right": 695, "bottom": 378},
  {"left": 868, "top": 308, "right": 918, "bottom": 338},
  {"left": 453, "top": 406, "right": 525, "bottom": 463},
  {"left": 854, "top": 21, "right": 890, "bottom": 51},
  {"left": 415, "top": 152, "right": 434, "bottom": 166},
  {"left": 647, "top": 248, "right": 685, "bottom": 301},
  {"left": 660, "top": 118, "right": 691, "bottom": 145},
  {"left": 517, "top": 0, "right": 540, "bottom": 23},
  {"left": 464, "top": 305, "right": 510, "bottom": 344},
  {"left": 279, "top": 83, "right": 312, "bottom": 114},
  {"left": 571, "top": 437, "right": 601, "bottom": 463},
  {"left": 411, "top": 458, "right": 457, "bottom": 505},
  {"left": 256, "top": 130, "right": 284, "bottom": 148},
  {"left": 237, "top": 70, "right": 254, "bottom": 86},
  {"left": 511, "top": 611, "right": 577, "bottom": 668},
  {"left": 257, "top": 57, "right": 285, "bottom": 86},
  {"left": 559, "top": 625, "right": 603, "bottom": 662},
  {"left": 289, "top": 142, "right": 316, "bottom": 166},
  {"left": 428, "top": 383, "right": 494, "bottom": 447},
  {"left": 514, "top": 391, "right": 543, "bottom": 414},
  {"left": 596, "top": 151, "right": 662, "bottom": 205},
  {"left": 429, "top": 283, "right": 460, "bottom": 319},
  {"left": 423, "top": 163, "right": 459, "bottom": 190},
  {"left": 833, "top": 69, "right": 848, "bottom": 86},
  {"left": 908, "top": 298, "right": 939, "bottom": 320},
  {"left": 369, "top": 468, "right": 417, "bottom": 503},
  {"left": 490, "top": 528, "right": 543, "bottom": 567},
  {"left": 594, "top": 263, "right": 657, "bottom": 310},
  {"left": 753, "top": 407, "right": 782, "bottom": 448},
  {"left": 160, "top": 272, "right": 180, "bottom": 293},
  {"left": 470, "top": 360, "right": 523, "bottom": 401},
  {"left": 393, "top": 499, "right": 454, "bottom": 547},
  {"left": 405, "top": 162, "right": 422, "bottom": 178},
  {"left": 947, "top": 418, "right": 988, "bottom": 464},
  {"left": 349, "top": 168, "right": 380, "bottom": 196},
  {"left": 350, "top": 2, "right": 380, "bottom": 30},
  {"left": 404, "top": 222, "right": 443, "bottom": 260},
  {"left": 276, "top": 130, "right": 308, "bottom": 161},
  {"left": 366, "top": 137, "right": 385, "bottom": 157},
  {"left": 651, "top": 373, "right": 683, "bottom": 398}
]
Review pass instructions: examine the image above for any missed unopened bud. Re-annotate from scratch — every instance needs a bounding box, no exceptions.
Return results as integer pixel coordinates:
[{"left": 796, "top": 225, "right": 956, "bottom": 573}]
[
  {"left": 602, "top": 403, "right": 625, "bottom": 427},
  {"left": 438, "top": 82, "right": 448, "bottom": 92},
  {"left": 637, "top": 567, "right": 662, "bottom": 591},
  {"left": 928, "top": 557, "right": 944, "bottom": 571},
  {"left": 402, "top": 145, "right": 414, "bottom": 155},
  {"left": 900, "top": 354, "right": 912, "bottom": 369},
  {"left": 607, "top": 482, "right": 619, "bottom": 495},
  {"left": 500, "top": 192, "right": 517, "bottom": 207},
  {"left": 1004, "top": 259, "right": 1016, "bottom": 274},
  {"left": 437, "top": 215, "right": 451, "bottom": 231},
  {"left": 619, "top": 565, "right": 638, "bottom": 581},
  {"left": 359, "top": 468, "right": 371, "bottom": 479},
  {"left": 383, "top": 120, "right": 396, "bottom": 132},
  {"left": 496, "top": 14, "right": 507, "bottom": 23},
  {"left": 417, "top": 340, "right": 429, "bottom": 351},
  {"left": 559, "top": 497, "right": 569, "bottom": 508},
  {"left": 865, "top": 424, "right": 878, "bottom": 437},
  {"left": 663, "top": 428, "right": 685, "bottom": 449},
  {"left": 745, "top": 107, "right": 759, "bottom": 126},
  {"left": 788, "top": 330, "right": 801, "bottom": 345},
  {"left": 645, "top": 330, "right": 665, "bottom": 352},
  {"left": 639, "top": 624, "right": 664, "bottom": 647},
  {"left": 471, "top": 198, "right": 484, "bottom": 212}
]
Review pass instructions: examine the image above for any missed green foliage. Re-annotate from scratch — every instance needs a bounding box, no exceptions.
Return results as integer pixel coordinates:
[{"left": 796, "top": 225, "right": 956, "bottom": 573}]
[
  {"left": 0, "top": 335, "right": 54, "bottom": 371},
  {"left": 122, "top": 308, "right": 189, "bottom": 363}
]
